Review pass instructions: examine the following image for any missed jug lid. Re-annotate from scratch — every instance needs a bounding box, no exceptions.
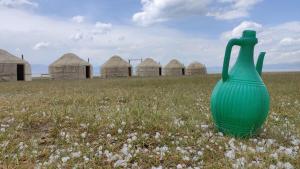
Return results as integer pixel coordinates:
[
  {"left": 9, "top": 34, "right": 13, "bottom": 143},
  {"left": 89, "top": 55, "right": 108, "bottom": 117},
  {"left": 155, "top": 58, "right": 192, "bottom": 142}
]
[{"left": 242, "top": 30, "right": 256, "bottom": 39}]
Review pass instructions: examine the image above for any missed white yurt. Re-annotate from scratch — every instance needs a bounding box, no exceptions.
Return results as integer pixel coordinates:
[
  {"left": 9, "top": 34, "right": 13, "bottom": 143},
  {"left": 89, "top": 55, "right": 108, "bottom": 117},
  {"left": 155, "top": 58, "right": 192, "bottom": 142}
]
[
  {"left": 136, "top": 58, "right": 161, "bottom": 77},
  {"left": 0, "top": 49, "right": 32, "bottom": 82},
  {"left": 101, "top": 55, "right": 132, "bottom": 78},
  {"left": 49, "top": 53, "right": 93, "bottom": 80}
]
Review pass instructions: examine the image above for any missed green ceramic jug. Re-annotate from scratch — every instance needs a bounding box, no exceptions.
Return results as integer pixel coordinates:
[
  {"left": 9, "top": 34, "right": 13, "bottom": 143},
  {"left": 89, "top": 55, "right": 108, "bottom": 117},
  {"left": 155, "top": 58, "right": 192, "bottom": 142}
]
[{"left": 210, "top": 30, "right": 270, "bottom": 138}]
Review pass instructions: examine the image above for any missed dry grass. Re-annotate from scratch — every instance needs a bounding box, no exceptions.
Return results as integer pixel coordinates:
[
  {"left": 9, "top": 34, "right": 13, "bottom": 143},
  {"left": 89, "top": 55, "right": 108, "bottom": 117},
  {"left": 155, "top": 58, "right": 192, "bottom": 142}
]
[{"left": 0, "top": 73, "right": 299, "bottom": 168}]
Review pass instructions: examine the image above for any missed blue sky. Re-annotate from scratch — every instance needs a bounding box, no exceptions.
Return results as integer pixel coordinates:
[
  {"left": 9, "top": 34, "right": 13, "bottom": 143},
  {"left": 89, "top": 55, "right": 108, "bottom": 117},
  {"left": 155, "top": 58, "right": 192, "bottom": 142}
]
[{"left": 0, "top": 0, "right": 300, "bottom": 74}]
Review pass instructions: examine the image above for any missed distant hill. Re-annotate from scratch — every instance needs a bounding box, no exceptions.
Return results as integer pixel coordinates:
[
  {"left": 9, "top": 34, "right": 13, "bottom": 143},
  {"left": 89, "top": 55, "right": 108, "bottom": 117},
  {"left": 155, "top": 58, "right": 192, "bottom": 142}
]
[{"left": 207, "top": 62, "right": 300, "bottom": 74}]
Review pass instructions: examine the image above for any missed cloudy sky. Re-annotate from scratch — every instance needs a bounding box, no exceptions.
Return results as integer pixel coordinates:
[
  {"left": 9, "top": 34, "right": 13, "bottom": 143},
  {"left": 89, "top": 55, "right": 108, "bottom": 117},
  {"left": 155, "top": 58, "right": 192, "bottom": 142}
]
[{"left": 0, "top": 0, "right": 300, "bottom": 73}]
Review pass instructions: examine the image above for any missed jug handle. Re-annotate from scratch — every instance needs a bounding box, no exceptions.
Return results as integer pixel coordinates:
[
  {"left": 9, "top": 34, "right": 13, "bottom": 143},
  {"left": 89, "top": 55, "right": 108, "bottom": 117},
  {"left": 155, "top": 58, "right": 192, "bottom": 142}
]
[{"left": 222, "top": 38, "right": 242, "bottom": 82}]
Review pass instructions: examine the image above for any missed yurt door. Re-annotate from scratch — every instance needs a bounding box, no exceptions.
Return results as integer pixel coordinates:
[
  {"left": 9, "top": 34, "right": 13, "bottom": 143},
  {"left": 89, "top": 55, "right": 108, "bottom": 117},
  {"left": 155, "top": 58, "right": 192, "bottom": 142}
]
[
  {"left": 159, "top": 67, "right": 162, "bottom": 76},
  {"left": 17, "top": 64, "right": 25, "bottom": 81},
  {"left": 128, "top": 67, "right": 132, "bottom": 77},
  {"left": 86, "top": 66, "right": 91, "bottom": 79},
  {"left": 182, "top": 68, "right": 185, "bottom": 75}
]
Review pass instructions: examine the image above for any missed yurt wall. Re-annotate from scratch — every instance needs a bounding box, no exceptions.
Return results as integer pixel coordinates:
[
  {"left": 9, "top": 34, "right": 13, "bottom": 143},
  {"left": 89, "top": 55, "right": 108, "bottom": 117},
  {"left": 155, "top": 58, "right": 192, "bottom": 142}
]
[
  {"left": 164, "top": 59, "right": 185, "bottom": 76},
  {"left": 0, "top": 49, "right": 32, "bottom": 82},
  {"left": 49, "top": 53, "right": 93, "bottom": 80},
  {"left": 101, "top": 55, "right": 132, "bottom": 78},
  {"left": 136, "top": 58, "right": 161, "bottom": 77},
  {"left": 186, "top": 62, "right": 207, "bottom": 76}
]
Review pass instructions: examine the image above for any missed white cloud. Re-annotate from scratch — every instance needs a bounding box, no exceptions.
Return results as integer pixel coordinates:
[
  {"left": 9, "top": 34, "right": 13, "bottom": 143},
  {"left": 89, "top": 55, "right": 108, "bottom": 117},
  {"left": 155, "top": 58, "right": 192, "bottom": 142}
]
[
  {"left": 133, "top": 0, "right": 263, "bottom": 26},
  {"left": 279, "top": 37, "right": 300, "bottom": 46},
  {"left": 0, "top": 0, "right": 38, "bottom": 8},
  {"left": 208, "top": 0, "right": 263, "bottom": 20},
  {"left": 221, "top": 21, "right": 300, "bottom": 64},
  {"left": 133, "top": 0, "right": 211, "bottom": 26},
  {"left": 33, "top": 42, "right": 49, "bottom": 50},
  {"left": 222, "top": 21, "right": 262, "bottom": 39},
  {"left": 93, "top": 22, "right": 112, "bottom": 34},
  {"left": 72, "top": 15, "right": 85, "bottom": 24},
  {"left": 70, "top": 32, "right": 84, "bottom": 41}
]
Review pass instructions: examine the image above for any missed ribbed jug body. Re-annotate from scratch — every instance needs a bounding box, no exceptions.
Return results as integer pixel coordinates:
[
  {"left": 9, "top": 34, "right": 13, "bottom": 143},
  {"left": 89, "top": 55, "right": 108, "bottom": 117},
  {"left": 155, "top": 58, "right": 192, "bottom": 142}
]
[
  {"left": 211, "top": 80, "right": 269, "bottom": 137},
  {"left": 210, "top": 30, "right": 270, "bottom": 138}
]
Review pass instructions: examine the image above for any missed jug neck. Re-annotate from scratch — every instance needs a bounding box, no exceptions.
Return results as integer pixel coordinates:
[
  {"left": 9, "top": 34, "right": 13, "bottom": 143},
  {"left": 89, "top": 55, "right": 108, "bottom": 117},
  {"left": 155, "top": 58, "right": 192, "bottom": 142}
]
[{"left": 236, "top": 44, "right": 255, "bottom": 67}]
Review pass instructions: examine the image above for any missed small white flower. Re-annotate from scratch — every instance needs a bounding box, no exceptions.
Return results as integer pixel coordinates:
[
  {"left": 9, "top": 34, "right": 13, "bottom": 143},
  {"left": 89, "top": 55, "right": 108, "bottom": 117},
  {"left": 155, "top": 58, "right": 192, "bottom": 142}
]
[
  {"left": 83, "top": 156, "right": 90, "bottom": 162},
  {"left": 225, "top": 149, "right": 235, "bottom": 160},
  {"left": 183, "top": 156, "right": 190, "bottom": 161},
  {"left": 121, "top": 121, "right": 126, "bottom": 126},
  {"left": 155, "top": 132, "right": 160, "bottom": 140},
  {"left": 118, "top": 129, "right": 123, "bottom": 134},
  {"left": 197, "top": 151, "right": 203, "bottom": 156},
  {"left": 107, "top": 134, "right": 112, "bottom": 138},
  {"left": 61, "top": 156, "right": 70, "bottom": 163},
  {"left": 60, "top": 131, "right": 66, "bottom": 137},
  {"left": 71, "top": 151, "right": 81, "bottom": 158},
  {"left": 114, "top": 159, "right": 127, "bottom": 168},
  {"left": 201, "top": 125, "right": 209, "bottom": 129},
  {"left": 177, "top": 164, "right": 183, "bottom": 169},
  {"left": 291, "top": 138, "right": 300, "bottom": 146},
  {"left": 283, "top": 162, "right": 294, "bottom": 169},
  {"left": 270, "top": 152, "right": 278, "bottom": 159},
  {"left": 131, "top": 135, "right": 137, "bottom": 141},
  {"left": 256, "top": 146, "right": 265, "bottom": 153},
  {"left": 151, "top": 166, "right": 163, "bottom": 169},
  {"left": 81, "top": 132, "right": 87, "bottom": 139},
  {"left": 269, "top": 164, "right": 276, "bottom": 169}
]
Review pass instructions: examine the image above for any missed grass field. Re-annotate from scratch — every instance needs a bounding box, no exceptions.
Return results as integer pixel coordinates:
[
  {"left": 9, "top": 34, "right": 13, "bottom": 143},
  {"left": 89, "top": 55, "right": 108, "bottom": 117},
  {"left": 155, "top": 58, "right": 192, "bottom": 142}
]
[{"left": 0, "top": 72, "right": 299, "bottom": 169}]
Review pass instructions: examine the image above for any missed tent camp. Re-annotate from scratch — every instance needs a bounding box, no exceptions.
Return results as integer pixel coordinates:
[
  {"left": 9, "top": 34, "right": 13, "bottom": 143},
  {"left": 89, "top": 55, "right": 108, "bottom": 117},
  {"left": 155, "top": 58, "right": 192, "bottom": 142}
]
[
  {"left": 164, "top": 59, "right": 185, "bottom": 76},
  {"left": 101, "top": 55, "right": 132, "bottom": 78},
  {"left": 0, "top": 49, "right": 32, "bottom": 82},
  {"left": 186, "top": 62, "right": 207, "bottom": 76},
  {"left": 136, "top": 58, "right": 161, "bottom": 77},
  {"left": 49, "top": 53, "right": 93, "bottom": 80}
]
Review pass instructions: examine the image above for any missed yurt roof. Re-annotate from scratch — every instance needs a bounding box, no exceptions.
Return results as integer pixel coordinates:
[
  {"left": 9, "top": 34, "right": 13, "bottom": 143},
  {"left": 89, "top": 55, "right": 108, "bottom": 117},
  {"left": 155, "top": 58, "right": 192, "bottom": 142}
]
[
  {"left": 165, "top": 59, "right": 184, "bottom": 68},
  {"left": 50, "top": 53, "right": 90, "bottom": 67},
  {"left": 102, "top": 55, "right": 131, "bottom": 68},
  {"left": 0, "top": 49, "right": 28, "bottom": 64},
  {"left": 187, "top": 62, "right": 206, "bottom": 69},
  {"left": 137, "top": 58, "right": 161, "bottom": 68}
]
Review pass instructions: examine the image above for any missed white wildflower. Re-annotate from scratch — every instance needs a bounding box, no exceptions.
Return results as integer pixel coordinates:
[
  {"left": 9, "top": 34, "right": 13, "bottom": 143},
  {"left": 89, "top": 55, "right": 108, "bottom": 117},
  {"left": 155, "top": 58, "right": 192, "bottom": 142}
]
[
  {"left": 232, "top": 157, "right": 246, "bottom": 169},
  {"left": 256, "top": 146, "right": 266, "bottom": 153},
  {"left": 132, "top": 135, "right": 137, "bottom": 141},
  {"left": 225, "top": 149, "right": 235, "bottom": 160},
  {"left": 80, "top": 123, "right": 88, "bottom": 128},
  {"left": 155, "top": 132, "right": 160, "bottom": 140},
  {"left": 197, "top": 151, "right": 203, "bottom": 156},
  {"left": 71, "top": 151, "right": 81, "bottom": 158},
  {"left": 118, "top": 129, "right": 123, "bottom": 134},
  {"left": 83, "top": 156, "right": 90, "bottom": 162},
  {"left": 183, "top": 156, "right": 190, "bottom": 161},
  {"left": 114, "top": 159, "right": 127, "bottom": 168},
  {"left": 270, "top": 152, "right": 278, "bottom": 159},
  {"left": 60, "top": 131, "right": 66, "bottom": 137},
  {"left": 177, "top": 164, "right": 183, "bottom": 169},
  {"left": 283, "top": 162, "right": 294, "bottom": 169},
  {"left": 269, "top": 164, "right": 276, "bottom": 169},
  {"left": 81, "top": 132, "right": 87, "bottom": 139},
  {"left": 61, "top": 156, "right": 70, "bottom": 163},
  {"left": 200, "top": 124, "right": 209, "bottom": 129},
  {"left": 291, "top": 138, "right": 300, "bottom": 146}
]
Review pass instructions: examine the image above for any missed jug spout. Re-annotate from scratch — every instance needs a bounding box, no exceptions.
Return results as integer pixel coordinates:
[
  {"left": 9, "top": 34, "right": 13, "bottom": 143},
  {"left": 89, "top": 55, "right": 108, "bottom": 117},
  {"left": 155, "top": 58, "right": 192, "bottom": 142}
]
[{"left": 256, "top": 52, "right": 265, "bottom": 76}]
